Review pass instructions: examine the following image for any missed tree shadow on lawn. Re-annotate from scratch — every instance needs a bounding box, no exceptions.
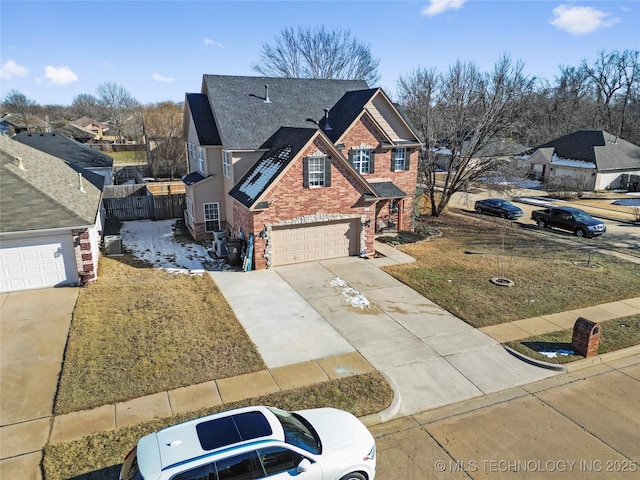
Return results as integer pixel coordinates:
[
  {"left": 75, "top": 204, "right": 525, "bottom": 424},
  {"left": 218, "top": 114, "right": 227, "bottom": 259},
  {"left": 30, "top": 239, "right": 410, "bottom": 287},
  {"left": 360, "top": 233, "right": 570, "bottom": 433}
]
[{"left": 66, "top": 465, "right": 120, "bottom": 480}]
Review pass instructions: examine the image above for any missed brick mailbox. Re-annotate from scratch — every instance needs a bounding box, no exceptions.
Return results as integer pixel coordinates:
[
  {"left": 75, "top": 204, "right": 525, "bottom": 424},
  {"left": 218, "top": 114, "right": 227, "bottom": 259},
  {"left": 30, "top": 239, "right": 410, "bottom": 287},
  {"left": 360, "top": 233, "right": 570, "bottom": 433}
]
[{"left": 571, "top": 317, "right": 601, "bottom": 357}]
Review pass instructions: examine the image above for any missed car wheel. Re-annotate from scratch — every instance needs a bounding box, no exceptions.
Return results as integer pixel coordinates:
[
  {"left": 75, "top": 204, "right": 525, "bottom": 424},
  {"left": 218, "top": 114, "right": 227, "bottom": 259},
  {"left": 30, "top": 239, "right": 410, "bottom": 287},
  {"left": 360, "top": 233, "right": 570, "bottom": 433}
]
[
  {"left": 536, "top": 219, "right": 547, "bottom": 229},
  {"left": 499, "top": 212, "right": 506, "bottom": 219},
  {"left": 476, "top": 208, "right": 483, "bottom": 214},
  {"left": 575, "top": 228, "right": 586, "bottom": 237},
  {"left": 339, "top": 473, "right": 366, "bottom": 480}
]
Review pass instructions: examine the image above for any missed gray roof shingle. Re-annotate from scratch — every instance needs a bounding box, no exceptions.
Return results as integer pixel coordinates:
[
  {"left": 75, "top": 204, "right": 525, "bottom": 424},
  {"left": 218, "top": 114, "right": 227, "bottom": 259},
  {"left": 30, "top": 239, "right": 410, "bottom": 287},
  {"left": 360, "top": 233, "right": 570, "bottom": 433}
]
[
  {"left": 0, "top": 136, "right": 103, "bottom": 234},
  {"left": 535, "top": 130, "right": 640, "bottom": 171},
  {"left": 15, "top": 132, "right": 114, "bottom": 169},
  {"left": 186, "top": 93, "right": 221, "bottom": 146},
  {"left": 201, "top": 75, "right": 369, "bottom": 150}
]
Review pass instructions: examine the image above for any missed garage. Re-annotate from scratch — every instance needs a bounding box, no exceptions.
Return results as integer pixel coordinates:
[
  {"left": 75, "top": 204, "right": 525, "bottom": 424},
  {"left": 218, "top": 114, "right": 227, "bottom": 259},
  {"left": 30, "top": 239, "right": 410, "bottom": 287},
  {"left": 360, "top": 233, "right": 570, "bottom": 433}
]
[
  {"left": 0, "top": 235, "right": 78, "bottom": 292},
  {"left": 271, "top": 219, "right": 359, "bottom": 266}
]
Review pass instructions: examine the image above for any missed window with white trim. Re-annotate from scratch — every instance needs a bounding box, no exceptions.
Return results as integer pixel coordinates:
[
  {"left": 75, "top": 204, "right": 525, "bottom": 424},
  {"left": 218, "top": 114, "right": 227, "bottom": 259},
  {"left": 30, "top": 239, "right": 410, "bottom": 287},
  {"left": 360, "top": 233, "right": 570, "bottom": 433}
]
[
  {"left": 204, "top": 202, "right": 220, "bottom": 232},
  {"left": 186, "top": 197, "right": 194, "bottom": 228},
  {"left": 352, "top": 149, "right": 371, "bottom": 174},
  {"left": 223, "top": 150, "right": 231, "bottom": 178},
  {"left": 308, "top": 156, "right": 326, "bottom": 187},
  {"left": 393, "top": 148, "right": 406, "bottom": 171}
]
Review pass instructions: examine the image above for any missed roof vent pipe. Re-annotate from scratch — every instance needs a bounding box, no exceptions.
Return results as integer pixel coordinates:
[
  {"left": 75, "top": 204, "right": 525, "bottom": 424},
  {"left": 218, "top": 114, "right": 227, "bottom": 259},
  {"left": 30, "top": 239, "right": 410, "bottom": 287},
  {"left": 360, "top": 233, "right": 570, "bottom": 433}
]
[
  {"left": 323, "top": 108, "right": 332, "bottom": 131},
  {"left": 16, "top": 156, "right": 27, "bottom": 171},
  {"left": 78, "top": 172, "right": 85, "bottom": 192},
  {"left": 264, "top": 85, "right": 271, "bottom": 104}
]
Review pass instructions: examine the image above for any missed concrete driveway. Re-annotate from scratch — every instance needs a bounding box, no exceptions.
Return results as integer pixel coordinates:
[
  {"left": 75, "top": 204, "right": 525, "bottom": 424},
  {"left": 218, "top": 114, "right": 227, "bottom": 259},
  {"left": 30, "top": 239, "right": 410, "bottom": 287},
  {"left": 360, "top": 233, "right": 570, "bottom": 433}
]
[
  {"left": 0, "top": 288, "right": 78, "bottom": 476},
  {"left": 212, "top": 255, "right": 556, "bottom": 417}
]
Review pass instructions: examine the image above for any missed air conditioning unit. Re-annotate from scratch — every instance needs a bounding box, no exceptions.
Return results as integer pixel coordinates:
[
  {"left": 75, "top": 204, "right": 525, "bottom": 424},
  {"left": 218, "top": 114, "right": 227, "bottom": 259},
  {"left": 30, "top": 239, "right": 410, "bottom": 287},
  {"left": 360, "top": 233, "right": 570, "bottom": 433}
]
[
  {"left": 103, "top": 235, "right": 122, "bottom": 256},
  {"left": 212, "top": 230, "right": 228, "bottom": 258}
]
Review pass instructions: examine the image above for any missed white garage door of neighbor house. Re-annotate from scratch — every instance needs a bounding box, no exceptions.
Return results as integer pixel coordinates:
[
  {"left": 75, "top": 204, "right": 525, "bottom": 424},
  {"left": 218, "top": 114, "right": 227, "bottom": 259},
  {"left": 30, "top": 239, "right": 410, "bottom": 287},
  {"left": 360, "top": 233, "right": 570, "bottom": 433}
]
[
  {"left": 271, "top": 220, "right": 359, "bottom": 266},
  {"left": 0, "top": 235, "right": 78, "bottom": 292}
]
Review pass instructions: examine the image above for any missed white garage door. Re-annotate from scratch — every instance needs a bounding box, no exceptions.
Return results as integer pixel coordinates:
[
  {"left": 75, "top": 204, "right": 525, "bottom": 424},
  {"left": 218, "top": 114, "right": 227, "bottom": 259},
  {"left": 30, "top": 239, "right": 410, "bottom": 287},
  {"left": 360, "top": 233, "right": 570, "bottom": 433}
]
[
  {"left": 271, "top": 220, "right": 359, "bottom": 266},
  {"left": 0, "top": 235, "right": 78, "bottom": 292}
]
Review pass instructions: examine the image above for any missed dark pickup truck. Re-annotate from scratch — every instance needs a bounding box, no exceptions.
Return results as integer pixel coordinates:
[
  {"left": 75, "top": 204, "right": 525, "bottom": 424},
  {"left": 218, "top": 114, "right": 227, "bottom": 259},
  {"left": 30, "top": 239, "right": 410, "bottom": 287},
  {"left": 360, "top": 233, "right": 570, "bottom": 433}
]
[{"left": 531, "top": 206, "right": 606, "bottom": 238}]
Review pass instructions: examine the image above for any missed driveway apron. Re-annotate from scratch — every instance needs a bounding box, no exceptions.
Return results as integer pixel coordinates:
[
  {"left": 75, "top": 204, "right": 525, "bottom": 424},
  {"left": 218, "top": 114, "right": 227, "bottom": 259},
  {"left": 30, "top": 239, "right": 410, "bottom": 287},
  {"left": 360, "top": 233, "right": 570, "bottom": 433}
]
[{"left": 272, "top": 257, "right": 556, "bottom": 416}]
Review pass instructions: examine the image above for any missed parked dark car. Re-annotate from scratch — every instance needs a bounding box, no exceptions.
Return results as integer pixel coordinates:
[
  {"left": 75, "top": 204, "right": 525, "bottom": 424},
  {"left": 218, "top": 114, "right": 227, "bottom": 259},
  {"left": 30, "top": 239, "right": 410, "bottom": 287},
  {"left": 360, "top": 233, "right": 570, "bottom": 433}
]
[
  {"left": 531, "top": 206, "right": 606, "bottom": 238},
  {"left": 474, "top": 198, "right": 523, "bottom": 219}
]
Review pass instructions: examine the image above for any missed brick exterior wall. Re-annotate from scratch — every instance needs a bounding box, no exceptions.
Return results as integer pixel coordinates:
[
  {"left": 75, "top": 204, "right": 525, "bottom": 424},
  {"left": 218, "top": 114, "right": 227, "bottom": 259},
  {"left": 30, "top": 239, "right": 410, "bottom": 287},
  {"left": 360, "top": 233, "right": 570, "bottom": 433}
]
[
  {"left": 340, "top": 115, "right": 418, "bottom": 231},
  {"left": 73, "top": 228, "right": 96, "bottom": 284}
]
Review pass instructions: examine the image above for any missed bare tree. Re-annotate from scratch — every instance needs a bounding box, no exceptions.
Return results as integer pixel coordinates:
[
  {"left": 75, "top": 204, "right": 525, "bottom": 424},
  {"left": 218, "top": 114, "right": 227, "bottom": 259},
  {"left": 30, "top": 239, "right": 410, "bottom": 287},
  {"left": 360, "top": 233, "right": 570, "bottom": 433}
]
[
  {"left": 252, "top": 26, "right": 380, "bottom": 85},
  {"left": 398, "top": 55, "right": 534, "bottom": 216},
  {"left": 141, "top": 102, "right": 186, "bottom": 179},
  {"left": 95, "top": 82, "right": 139, "bottom": 142},
  {"left": 71, "top": 93, "right": 100, "bottom": 119},
  {"left": 1, "top": 89, "right": 38, "bottom": 132}
]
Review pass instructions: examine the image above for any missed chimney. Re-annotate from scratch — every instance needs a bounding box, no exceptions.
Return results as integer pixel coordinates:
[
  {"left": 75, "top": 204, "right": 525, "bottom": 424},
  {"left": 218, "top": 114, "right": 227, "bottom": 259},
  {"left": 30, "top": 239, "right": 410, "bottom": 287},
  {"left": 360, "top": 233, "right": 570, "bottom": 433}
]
[
  {"left": 78, "top": 172, "right": 85, "bottom": 192},
  {"left": 323, "top": 108, "right": 332, "bottom": 131},
  {"left": 264, "top": 85, "right": 271, "bottom": 104}
]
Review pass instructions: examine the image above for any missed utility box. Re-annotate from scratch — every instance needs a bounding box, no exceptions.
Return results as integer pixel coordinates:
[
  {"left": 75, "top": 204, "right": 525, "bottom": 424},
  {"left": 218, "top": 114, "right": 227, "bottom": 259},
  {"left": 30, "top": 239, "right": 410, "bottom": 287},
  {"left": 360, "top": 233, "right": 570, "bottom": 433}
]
[
  {"left": 571, "top": 317, "right": 601, "bottom": 357},
  {"left": 104, "top": 235, "right": 123, "bottom": 256}
]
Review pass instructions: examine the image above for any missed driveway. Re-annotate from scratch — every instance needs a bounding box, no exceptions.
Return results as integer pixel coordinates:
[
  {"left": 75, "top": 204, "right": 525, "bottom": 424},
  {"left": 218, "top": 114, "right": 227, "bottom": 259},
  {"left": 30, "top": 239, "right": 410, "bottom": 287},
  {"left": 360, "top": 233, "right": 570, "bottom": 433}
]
[{"left": 211, "top": 256, "right": 556, "bottom": 417}]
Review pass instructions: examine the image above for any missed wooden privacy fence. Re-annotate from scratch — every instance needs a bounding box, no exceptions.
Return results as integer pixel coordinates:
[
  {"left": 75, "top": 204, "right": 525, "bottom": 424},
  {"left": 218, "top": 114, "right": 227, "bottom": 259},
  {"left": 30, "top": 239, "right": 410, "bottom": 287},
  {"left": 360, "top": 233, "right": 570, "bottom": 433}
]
[{"left": 103, "top": 185, "right": 185, "bottom": 221}]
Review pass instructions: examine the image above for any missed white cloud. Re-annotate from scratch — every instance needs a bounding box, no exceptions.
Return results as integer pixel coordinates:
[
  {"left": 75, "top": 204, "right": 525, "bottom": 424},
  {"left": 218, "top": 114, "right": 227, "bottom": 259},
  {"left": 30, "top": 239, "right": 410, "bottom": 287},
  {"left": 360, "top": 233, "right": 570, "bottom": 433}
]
[
  {"left": 550, "top": 5, "right": 620, "bottom": 35},
  {"left": 0, "top": 59, "right": 29, "bottom": 79},
  {"left": 422, "top": 0, "right": 467, "bottom": 17},
  {"left": 204, "top": 37, "right": 223, "bottom": 48},
  {"left": 43, "top": 65, "right": 78, "bottom": 85},
  {"left": 152, "top": 72, "right": 174, "bottom": 83}
]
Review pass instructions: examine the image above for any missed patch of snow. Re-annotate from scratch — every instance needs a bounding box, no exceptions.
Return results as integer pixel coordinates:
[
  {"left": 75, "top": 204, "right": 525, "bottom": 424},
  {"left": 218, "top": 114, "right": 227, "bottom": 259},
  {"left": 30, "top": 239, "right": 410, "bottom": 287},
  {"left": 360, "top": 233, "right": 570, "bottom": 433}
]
[
  {"left": 613, "top": 198, "right": 640, "bottom": 206},
  {"left": 120, "top": 219, "right": 212, "bottom": 275},
  {"left": 330, "top": 277, "right": 370, "bottom": 309},
  {"left": 550, "top": 155, "right": 596, "bottom": 168},
  {"left": 539, "top": 349, "right": 575, "bottom": 358}
]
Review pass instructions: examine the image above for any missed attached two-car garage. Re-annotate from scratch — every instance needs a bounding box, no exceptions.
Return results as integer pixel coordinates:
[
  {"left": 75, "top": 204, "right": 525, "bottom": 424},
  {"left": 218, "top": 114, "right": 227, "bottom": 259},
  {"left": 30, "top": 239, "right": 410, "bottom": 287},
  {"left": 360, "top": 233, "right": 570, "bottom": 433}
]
[
  {"left": 270, "top": 219, "right": 359, "bottom": 266},
  {"left": 0, "top": 234, "right": 78, "bottom": 292}
]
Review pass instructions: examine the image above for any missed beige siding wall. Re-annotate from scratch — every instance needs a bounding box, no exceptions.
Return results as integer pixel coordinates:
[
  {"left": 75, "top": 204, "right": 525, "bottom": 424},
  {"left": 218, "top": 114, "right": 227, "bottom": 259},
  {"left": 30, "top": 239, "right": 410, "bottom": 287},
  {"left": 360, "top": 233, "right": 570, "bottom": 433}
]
[{"left": 369, "top": 95, "right": 415, "bottom": 142}]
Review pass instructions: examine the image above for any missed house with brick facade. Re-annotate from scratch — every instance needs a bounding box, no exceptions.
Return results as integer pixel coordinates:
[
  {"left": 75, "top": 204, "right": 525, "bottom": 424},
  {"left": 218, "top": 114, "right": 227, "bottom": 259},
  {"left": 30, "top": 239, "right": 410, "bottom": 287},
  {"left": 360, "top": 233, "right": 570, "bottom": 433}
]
[{"left": 182, "top": 75, "right": 422, "bottom": 269}]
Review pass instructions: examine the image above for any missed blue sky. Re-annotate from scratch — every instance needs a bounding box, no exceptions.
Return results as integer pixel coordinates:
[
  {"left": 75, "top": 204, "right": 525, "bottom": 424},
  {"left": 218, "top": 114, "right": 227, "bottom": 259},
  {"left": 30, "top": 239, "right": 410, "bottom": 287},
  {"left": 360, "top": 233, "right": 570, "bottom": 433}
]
[{"left": 1, "top": 0, "right": 638, "bottom": 106}]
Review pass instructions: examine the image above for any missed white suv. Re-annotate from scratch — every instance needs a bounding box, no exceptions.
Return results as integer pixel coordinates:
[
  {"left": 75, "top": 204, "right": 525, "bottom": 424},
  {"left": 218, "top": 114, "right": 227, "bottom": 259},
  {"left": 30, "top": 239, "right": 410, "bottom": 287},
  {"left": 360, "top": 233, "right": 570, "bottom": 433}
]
[{"left": 119, "top": 405, "right": 376, "bottom": 480}]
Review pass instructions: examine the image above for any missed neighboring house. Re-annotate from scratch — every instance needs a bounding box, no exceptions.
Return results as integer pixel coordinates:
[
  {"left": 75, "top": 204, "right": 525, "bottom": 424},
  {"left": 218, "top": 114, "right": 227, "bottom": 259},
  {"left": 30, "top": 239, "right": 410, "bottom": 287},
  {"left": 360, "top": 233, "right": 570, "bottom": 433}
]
[
  {"left": 526, "top": 130, "right": 640, "bottom": 191},
  {"left": 0, "top": 136, "right": 104, "bottom": 292},
  {"left": 183, "top": 75, "right": 422, "bottom": 269},
  {"left": 0, "top": 113, "right": 48, "bottom": 134},
  {"left": 432, "top": 135, "right": 528, "bottom": 172},
  {"left": 71, "top": 116, "right": 108, "bottom": 140},
  {"left": 54, "top": 122, "right": 96, "bottom": 143},
  {"left": 14, "top": 131, "right": 115, "bottom": 186}
]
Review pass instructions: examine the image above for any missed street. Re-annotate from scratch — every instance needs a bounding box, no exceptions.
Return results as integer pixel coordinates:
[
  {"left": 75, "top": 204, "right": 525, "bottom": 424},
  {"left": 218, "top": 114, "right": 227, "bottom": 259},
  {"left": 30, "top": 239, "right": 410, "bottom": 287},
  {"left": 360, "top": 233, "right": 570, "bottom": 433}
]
[{"left": 372, "top": 355, "right": 640, "bottom": 479}]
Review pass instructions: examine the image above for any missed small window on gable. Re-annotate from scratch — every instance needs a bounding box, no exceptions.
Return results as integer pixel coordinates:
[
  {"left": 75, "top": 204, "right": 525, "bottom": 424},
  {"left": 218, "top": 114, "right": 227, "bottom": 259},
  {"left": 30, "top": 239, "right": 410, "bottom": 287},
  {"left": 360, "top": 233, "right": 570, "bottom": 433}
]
[{"left": 303, "top": 153, "right": 331, "bottom": 188}]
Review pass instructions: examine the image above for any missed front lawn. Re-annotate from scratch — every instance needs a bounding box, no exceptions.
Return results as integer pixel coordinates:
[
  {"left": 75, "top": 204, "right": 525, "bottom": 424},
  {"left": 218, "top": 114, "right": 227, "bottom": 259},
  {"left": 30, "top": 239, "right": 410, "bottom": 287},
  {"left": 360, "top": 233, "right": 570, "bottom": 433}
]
[
  {"left": 505, "top": 315, "right": 640, "bottom": 364},
  {"left": 383, "top": 212, "right": 640, "bottom": 328},
  {"left": 55, "top": 255, "right": 266, "bottom": 414}
]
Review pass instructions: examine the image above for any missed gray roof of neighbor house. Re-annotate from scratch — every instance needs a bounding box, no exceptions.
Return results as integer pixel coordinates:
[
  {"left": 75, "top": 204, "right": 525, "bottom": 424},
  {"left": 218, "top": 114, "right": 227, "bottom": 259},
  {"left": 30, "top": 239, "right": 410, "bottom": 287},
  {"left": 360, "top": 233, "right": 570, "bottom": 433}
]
[
  {"left": 0, "top": 135, "right": 103, "bottom": 234},
  {"left": 229, "top": 127, "right": 317, "bottom": 207},
  {"left": 54, "top": 123, "right": 95, "bottom": 142},
  {"left": 199, "top": 75, "right": 369, "bottom": 150},
  {"left": 186, "top": 93, "right": 221, "bottom": 146},
  {"left": 14, "top": 132, "right": 114, "bottom": 173},
  {"left": 535, "top": 130, "right": 640, "bottom": 171}
]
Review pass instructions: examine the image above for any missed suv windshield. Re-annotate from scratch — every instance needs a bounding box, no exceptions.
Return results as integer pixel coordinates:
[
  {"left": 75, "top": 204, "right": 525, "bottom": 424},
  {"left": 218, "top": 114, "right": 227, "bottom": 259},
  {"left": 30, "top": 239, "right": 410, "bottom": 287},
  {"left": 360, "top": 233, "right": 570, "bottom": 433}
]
[{"left": 268, "top": 407, "right": 321, "bottom": 454}]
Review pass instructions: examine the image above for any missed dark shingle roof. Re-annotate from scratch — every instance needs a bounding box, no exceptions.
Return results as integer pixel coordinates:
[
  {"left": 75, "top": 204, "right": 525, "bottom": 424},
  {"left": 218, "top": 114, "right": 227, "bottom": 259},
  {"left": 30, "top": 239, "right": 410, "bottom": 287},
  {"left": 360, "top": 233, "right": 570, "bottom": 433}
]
[
  {"left": 14, "top": 132, "right": 113, "bottom": 169},
  {"left": 369, "top": 181, "right": 407, "bottom": 199},
  {"left": 229, "top": 128, "right": 317, "bottom": 208},
  {"left": 319, "top": 88, "right": 377, "bottom": 142},
  {"left": 54, "top": 123, "right": 95, "bottom": 142},
  {"left": 186, "top": 93, "right": 221, "bottom": 145},
  {"left": 535, "top": 130, "right": 640, "bottom": 171},
  {"left": 201, "top": 75, "right": 368, "bottom": 150},
  {"left": 182, "top": 171, "right": 206, "bottom": 186},
  {"left": 0, "top": 136, "right": 103, "bottom": 233}
]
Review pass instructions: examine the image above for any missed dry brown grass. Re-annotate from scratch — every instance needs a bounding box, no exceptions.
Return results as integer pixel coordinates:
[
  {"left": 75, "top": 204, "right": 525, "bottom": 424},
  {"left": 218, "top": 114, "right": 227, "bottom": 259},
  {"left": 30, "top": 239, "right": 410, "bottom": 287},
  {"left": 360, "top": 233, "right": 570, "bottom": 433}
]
[
  {"left": 43, "top": 372, "right": 393, "bottom": 480},
  {"left": 54, "top": 255, "right": 266, "bottom": 414},
  {"left": 383, "top": 212, "right": 640, "bottom": 328}
]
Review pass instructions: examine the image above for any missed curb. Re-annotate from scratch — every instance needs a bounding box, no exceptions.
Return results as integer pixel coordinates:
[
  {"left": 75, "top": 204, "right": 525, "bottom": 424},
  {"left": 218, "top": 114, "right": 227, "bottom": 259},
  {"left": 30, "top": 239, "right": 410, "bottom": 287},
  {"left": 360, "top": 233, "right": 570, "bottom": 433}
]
[
  {"left": 503, "top": 344, "right": 640, "bottom": 373},
  {"left": 360, "top": 372, "right": 402, "bottom": 427}
]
